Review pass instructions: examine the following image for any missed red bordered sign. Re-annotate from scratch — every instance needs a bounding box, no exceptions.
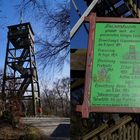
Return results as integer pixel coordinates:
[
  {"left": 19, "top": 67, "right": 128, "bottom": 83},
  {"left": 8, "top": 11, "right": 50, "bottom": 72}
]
[{"left": 76, "top": 13, "right": 140, "bottom": 118}]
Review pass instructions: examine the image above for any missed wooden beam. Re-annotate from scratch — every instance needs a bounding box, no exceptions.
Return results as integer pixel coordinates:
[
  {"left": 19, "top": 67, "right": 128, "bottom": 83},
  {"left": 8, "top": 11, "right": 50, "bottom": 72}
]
[
  {"left": 71, "top": 49, "right": 86, "bottom": 71},
  {"left": 70, "top": 0, "right": 98, "bottom": 38},
  {"left": 71, "top": 78, "right": 84, "bottom": 90},
  {"left": 81, "top": 124, "right": 108, "bottom": 140},
  {"left": 100, "top": 116, "right": 132, "bottom": 138}
]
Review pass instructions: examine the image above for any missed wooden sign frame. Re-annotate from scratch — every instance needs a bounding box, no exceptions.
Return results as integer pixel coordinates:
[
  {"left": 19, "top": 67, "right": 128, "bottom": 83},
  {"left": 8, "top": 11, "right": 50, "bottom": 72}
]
[{"left": 76, "top": 13, "right": 140, "bottom": 118}]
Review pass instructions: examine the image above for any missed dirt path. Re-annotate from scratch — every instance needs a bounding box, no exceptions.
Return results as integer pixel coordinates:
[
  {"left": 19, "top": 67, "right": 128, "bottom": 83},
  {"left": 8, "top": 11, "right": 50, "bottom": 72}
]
[{"left": 22, "top": 117, "right": 70, "bottom": 140}]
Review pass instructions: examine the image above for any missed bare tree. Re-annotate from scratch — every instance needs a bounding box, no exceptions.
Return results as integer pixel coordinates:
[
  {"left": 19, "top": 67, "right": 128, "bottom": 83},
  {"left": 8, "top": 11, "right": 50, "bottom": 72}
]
[
  {"left": 41, "top": 77, "right": 70, "bottom": 117},
  {"left": 42, "top": 88, "right": 57, "bottom": 115},
  {"left": 53, "top": 77, "right": 70, "bottom": 116},
  {"left": 18, "top": 0, "right": 70, "bottom": 71}
]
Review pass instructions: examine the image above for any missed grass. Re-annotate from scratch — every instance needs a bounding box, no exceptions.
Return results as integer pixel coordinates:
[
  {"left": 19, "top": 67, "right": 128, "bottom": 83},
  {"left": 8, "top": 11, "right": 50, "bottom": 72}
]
[
  {"left": 22, "top": 126, "right": 44, "bottom": 140},
  {"left": 0, "top": 124, "right": 44, "bottom": 140}
]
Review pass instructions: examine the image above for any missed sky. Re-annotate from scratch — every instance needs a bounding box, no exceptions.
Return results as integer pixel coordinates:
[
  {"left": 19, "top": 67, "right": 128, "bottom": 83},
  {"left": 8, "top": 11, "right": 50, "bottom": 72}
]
[
  {"left": 0, "top": 0, "right": 69, "bottom": 86},
  {"left": 71, "top": 0, "right": 88, "bottom": 49}
]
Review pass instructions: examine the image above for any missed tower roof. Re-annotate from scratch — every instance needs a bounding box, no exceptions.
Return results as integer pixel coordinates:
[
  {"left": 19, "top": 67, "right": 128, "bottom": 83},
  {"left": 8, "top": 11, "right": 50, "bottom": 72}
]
[{"left": 8, "top": 22, "right": 34, "bottom": 35}]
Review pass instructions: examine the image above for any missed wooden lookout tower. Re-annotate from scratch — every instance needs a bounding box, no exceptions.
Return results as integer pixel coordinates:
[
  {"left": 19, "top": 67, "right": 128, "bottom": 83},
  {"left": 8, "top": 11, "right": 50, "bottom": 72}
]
[{"left": 2, "top": 22, "right": 41, "bottom": 116}]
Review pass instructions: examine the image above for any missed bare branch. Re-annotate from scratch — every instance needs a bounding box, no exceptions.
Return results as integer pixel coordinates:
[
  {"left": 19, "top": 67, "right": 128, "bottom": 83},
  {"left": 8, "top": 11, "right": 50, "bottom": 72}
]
[{"left": 18, "top": 0, "right": 70, "bottom": 72}]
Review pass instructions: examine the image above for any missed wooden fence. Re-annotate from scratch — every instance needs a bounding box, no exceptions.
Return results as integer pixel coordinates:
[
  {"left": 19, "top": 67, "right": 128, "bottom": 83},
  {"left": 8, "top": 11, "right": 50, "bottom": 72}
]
[{"left": 81, "top": 115, "right": 140, "bottom": 140}]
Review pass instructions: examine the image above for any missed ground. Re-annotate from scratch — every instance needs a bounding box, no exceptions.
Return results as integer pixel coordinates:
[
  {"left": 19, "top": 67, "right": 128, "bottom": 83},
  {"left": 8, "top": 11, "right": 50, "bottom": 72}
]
[
  {"left": 0, "top": 117, "right": 70, "bottom": 140},
  {"left": 23, "top": 117, "right": 70, "bottom": 140}
]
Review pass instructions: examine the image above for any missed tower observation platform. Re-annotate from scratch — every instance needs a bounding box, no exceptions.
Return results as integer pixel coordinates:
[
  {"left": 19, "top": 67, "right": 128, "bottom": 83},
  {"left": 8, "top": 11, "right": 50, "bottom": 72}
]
[{"left": 2, "top": 22, "right": 41, "bottom": 116}]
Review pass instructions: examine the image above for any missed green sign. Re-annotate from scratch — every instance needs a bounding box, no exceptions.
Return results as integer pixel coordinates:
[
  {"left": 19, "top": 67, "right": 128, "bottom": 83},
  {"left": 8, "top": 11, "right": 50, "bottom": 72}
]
[{"left": 90, "top": 23, "right": 140, "bottom": 107}]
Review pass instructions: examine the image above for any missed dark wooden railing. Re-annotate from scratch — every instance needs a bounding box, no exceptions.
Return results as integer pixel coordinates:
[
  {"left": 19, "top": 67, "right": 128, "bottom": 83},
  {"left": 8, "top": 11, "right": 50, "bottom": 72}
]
[{"left": 81, "top": 115, "right": 140, "bottom": 140}]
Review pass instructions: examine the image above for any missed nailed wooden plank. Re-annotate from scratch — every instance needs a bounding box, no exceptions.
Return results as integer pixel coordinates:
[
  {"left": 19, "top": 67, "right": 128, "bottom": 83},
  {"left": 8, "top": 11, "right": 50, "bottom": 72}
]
[
  {"left": 134, "top": 123, "right": 138, "bottom": 140},
  {"left": 119, "top": 127, "right": 122, "bottom": 140},
  {"left": 122, "top": 125, "right": 127, "bottom": 140},
  {"left": 138, "top": 8, "right": 140, "bottom": 17},
  {"left": 127, "top": 125, "right": 131, "bottom": 140},
  {"left": 91, "top": 136, "right": 98, "bottom": 140},
  {"left": 82, "top": 123, "right": 108, "bottom": 140},
  {"left": 112, "top": 134, "right": 115, "bottom": 140},
  {"left": 100, "top": 116, "right": 132, "bottom": 138},
  {"left": 133, "top": 3, "right": 137, "bottom": 13},
  {"left": 131, "top": 123, "right": 135, "bottom": 140},
  {"left": 108, "top": 134, "right": 112, "bottom": 140},
  {"left": 139, "top": 127, "right": 140, "bottom": 140},
  {"left": 128, "top": 0, "right": 133, "bottom": 6},
  {"left": 114, "top": 133, "right": 118, "bottom": 140}
]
